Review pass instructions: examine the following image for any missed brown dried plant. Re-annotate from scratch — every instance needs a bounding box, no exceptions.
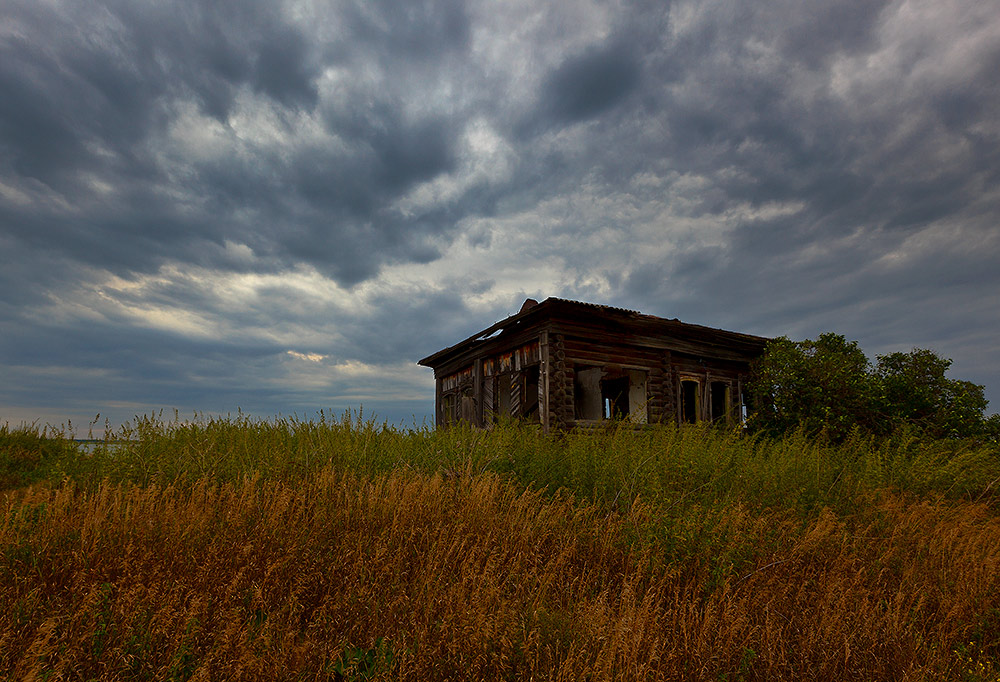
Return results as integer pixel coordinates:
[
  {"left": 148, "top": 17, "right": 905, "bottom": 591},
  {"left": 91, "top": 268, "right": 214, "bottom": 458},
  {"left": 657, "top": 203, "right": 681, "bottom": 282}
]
[{"left": 2, "top": 463, "right": 999, "bottom": 681}]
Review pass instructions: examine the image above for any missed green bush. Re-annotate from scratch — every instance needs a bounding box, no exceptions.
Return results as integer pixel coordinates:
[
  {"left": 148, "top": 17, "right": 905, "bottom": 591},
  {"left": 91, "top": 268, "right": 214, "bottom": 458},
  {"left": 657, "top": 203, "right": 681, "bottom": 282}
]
[
  {"left": 0, "top": 424, "right": 78, "bottom": 490},
  {"left": 749, "top": 334, "right": 991, "bottom": 441}
]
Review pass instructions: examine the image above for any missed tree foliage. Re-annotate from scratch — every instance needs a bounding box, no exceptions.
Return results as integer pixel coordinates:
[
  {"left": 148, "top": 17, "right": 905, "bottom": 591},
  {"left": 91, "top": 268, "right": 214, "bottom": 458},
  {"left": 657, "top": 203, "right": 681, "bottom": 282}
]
[
  {"left": 749, "top": 334, "right": 991, "bottom": 441},
  {"left": 875, "top": 348, "right": 989, "bottom": 439}
]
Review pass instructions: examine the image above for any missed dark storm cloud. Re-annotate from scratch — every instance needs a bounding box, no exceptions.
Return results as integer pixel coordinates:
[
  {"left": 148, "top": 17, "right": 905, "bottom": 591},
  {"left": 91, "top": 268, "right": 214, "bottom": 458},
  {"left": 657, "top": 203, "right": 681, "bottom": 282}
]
[
  {"left": 622, "top": 0, "right": 1000, "bottom": 272},
  {"left": 2, "top": 0, "right": 999, "bottom": 429},
  {"left": 2, "top": 0, "right": 461, "bottom": 283},
  {"left": 0, "top": 0, "right": 318, "bottom": 180},
  {"left": 304, "top": 107, "right": 456, "bottom": 211},
  {"left": 539, "top": 44, "right": 641, "bottom": 126},
  {"left": 250, "top": 25, "right": 319, "bottom": 110}
]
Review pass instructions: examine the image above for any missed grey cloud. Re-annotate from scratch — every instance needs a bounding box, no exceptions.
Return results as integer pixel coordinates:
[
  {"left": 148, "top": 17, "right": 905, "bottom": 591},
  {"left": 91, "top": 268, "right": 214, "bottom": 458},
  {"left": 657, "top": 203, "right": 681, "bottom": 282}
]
[
  {"left": 338, "top": 0, "right": 471, "bottom": 60},
  {"left": 2, "top": 0, "right": 467, "bottom": 286},
  {"left": 250, "top": 25, "right": 319, "bottom": 110},
  {"left": 763, "top": 1, "right": 891, "bottom": 69},
  {"left": 2, "top": 0, "right": 999, "bottom": 429},
  {"left": 310, "top": 109, "right": 456, "bottom": 202},
  {"left": 540, "top": 44, "right": 642, "bottom": 126},
  {"left": 110, "top": 0, "right": 320, "bottom": 116},
  {"left": 0, "top": 0, "right": 319, "bottom": 181}
]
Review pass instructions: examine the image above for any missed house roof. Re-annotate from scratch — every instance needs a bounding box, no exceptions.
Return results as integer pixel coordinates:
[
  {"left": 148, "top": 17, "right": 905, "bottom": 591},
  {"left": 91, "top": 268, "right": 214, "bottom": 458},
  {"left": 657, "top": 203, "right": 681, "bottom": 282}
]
[{"left": 418, "top": 297, "right": 770, "bottom": 369}]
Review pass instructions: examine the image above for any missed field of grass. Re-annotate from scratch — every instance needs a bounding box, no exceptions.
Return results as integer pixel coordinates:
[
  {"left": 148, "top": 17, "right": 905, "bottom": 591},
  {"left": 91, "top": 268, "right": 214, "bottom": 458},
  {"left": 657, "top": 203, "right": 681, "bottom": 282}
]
[{"left": 2, "top": 413, "right": 1000, "bottom": 680}]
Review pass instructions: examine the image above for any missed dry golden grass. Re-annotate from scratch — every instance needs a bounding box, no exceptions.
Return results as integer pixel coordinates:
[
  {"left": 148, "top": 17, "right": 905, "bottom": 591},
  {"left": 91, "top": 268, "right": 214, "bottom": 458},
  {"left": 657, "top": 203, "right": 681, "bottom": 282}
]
[{"left": 2, "top": 466, "right": 999, "bottom": 681}]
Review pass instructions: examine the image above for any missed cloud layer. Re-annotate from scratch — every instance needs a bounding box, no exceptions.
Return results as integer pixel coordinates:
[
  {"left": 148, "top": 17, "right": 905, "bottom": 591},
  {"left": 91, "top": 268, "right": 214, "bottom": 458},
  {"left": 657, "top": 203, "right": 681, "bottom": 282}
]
[{"left": 2, "top": 0, "right": 999, "bottom": 429}]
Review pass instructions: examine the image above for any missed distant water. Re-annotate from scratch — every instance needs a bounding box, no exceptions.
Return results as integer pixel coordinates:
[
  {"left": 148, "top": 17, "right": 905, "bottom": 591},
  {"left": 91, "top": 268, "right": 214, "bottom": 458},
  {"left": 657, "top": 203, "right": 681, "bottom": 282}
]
[{"left": 73, "top": 440, "right": 128, "bottom": 454}]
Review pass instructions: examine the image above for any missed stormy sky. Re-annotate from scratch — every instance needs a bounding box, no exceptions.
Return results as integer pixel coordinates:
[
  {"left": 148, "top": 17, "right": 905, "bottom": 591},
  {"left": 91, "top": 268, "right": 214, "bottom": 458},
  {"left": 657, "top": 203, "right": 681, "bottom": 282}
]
[{"left": 2, "top": 0, "right": 999, "bottom": 432}]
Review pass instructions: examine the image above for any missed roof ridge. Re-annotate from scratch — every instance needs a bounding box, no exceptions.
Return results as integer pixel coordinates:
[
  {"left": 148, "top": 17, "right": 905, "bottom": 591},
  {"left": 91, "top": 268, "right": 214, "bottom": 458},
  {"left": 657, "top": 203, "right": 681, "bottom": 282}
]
[{"left": 545, "top": 296, "right": 641, "bottom": 316}]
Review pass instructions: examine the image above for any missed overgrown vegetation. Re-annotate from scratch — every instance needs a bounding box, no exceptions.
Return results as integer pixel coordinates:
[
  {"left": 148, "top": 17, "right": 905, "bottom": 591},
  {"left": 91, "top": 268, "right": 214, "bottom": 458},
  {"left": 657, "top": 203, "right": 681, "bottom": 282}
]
[
  {"left": 749, "top": 333, "right": 998, "bottom": 441},
  {"left": 0, "top": 423, "right": 78, "bottom": 490},
  {"left": 2, "top": 413, "right": 1000, "bottom": 680}
]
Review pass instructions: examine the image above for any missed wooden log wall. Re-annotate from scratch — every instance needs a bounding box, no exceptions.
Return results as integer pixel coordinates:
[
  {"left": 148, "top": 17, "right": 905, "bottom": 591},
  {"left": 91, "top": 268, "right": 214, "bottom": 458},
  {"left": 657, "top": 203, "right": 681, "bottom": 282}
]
[
  {"left": 561, "top": 338, "right": 664, "bottom": 368},
  {"left": 548, "top": 334, "right": 574, "bottom": 430},
  {"left": 660, "top": 352, "right": 677, "bottom": 424},
  {"left": 432, "top": 322, "right": 754, "bottom": 430},
  {"left": 647, "top": 350, "right": 670, "bottom": 424},
  {"left": 559, "top": 336, "right": 679, "bottom": 427}
]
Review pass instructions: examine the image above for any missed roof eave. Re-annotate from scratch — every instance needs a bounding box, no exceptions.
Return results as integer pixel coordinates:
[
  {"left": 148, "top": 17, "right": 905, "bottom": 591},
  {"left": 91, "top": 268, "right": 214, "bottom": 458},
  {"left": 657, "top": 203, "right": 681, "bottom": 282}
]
[{"left": 417, "top": 299, "right": 553, "bottom": 367}]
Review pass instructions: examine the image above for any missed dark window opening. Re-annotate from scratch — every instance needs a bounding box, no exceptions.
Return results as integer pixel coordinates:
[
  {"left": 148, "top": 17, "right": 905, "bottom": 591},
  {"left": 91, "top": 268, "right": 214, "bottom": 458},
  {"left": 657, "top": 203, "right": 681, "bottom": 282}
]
[
  {"left": 461, "top": 387, "right": 476, "bottom": 423},
  {"left": 521, "top": 366, "right": 540, "bottom": 422},
  {"left": 574, "top": 366, "right": 603, "bottom": 420},
  {"left": 601, "top": 376, "right": 630, "bottom": 419},
  {"left": 740, "top": 386, "right": 751, "bottom": 424},
  {"left": 497, "top": 374, "right": 512, "bottom": 418},
  {"left": 575, "top": 366, "right": 648, "bottom": 422},
  {"left": 680, "top": 380, "right": 700, "bottom": 423},
  {"left": 442, "top": 393, "right": 456, "bottom": 424},
  {"left": 710, "top": 381, "right": 729, "bottom": 423}
]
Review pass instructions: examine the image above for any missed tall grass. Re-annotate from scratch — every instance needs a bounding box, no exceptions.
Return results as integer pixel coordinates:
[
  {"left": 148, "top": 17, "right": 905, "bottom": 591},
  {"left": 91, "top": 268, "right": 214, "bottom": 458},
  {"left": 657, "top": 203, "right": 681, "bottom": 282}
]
[
  {"left": 21, "top": 412, "right": 1000, "bottom": 514},
  {"left": 2, "top": 414, "right": 999, "bottom": 680},
  {"left": 0, "top": 423, "right": 77, "bottom": 490}
]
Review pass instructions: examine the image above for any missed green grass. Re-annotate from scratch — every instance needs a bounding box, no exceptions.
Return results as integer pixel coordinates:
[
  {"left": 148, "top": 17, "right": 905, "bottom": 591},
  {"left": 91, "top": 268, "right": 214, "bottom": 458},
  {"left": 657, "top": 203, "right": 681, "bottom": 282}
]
[
  {"left": 0, "top": 423, "right": 78, "bottom": 490},
  {"left": 5, "top": 412, "right": 999, "bottom": 519}
]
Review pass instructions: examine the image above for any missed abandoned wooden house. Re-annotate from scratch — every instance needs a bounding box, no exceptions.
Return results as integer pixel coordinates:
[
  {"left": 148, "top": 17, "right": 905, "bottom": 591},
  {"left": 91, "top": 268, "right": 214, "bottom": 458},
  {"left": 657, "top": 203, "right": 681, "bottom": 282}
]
[{"left": 418, "top": 297, "right": 770, "bottom": 431}]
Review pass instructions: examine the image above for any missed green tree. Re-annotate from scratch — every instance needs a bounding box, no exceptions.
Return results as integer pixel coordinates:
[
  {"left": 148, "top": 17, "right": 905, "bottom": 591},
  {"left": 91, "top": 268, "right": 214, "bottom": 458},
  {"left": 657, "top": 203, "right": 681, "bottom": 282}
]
[
  {"left": 749, "top": 335, "right": 990, "bottom": 441},
  {"left": 875, "top": 349, "right": 989, "bottom": 438},
  {"left": 748, "top": 333, "right": 877, "bottom": 441}
]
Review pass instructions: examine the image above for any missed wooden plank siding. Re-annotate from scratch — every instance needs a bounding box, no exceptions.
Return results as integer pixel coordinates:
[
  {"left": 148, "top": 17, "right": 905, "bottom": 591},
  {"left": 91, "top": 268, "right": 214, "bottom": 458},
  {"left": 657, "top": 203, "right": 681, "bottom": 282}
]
[{"left": 418, "top": 298, "right": 768, "bottom": 432}]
